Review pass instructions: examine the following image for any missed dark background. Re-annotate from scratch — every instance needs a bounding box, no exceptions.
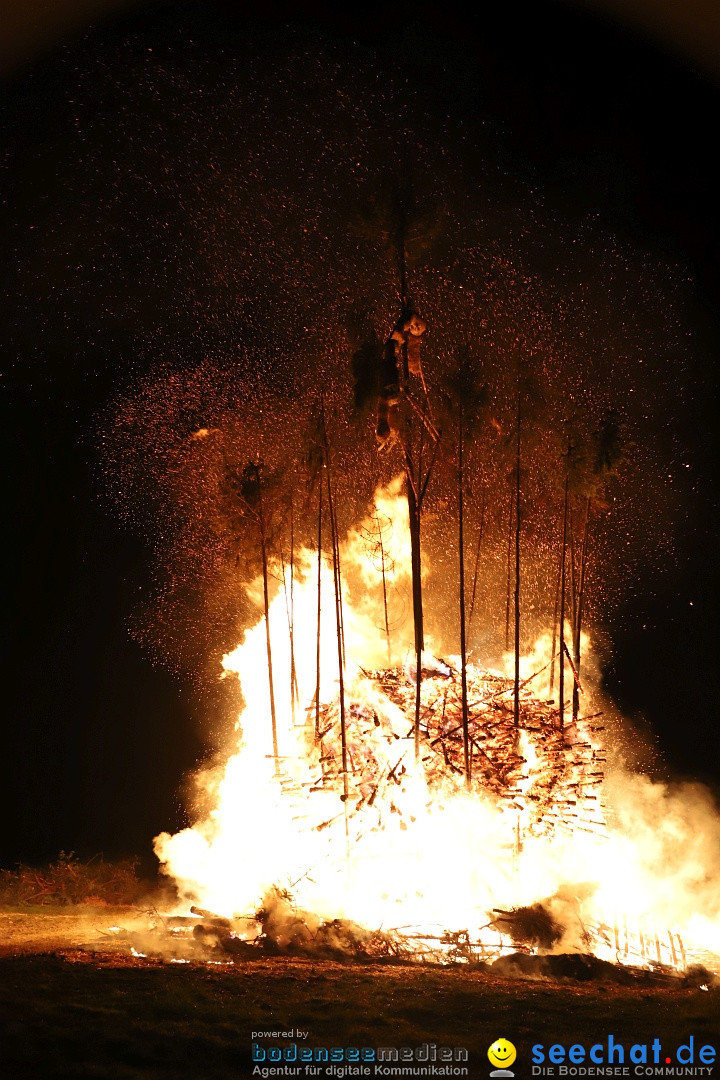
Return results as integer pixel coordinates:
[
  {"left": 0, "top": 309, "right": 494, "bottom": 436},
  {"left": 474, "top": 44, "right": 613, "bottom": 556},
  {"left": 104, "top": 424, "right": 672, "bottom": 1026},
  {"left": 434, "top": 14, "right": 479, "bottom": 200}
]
[{"left": 1, "top": 0, "right": 718, "bottom": 871}]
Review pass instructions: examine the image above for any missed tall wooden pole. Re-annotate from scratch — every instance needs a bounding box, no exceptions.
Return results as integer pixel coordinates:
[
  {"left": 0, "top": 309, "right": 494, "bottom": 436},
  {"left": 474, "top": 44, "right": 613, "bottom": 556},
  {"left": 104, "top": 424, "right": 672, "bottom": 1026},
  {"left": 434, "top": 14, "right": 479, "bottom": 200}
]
[
  {"left": 558, "top": 476, "right": 569, "bottom": 729},
  {"left": 288, "top": 499, "right": 298, "bottom": 724},
  {"left": 513, "top": 395, "right": 521, "bottom": 729},
  {"left": 407, "top": 475, "right": 424, "bottom": 763},
  {"left": 573, "top": 496, "right": 591, "bottom": 724},
  {"left": 321, "top": 408, "right": 349, "bottom": 835},
  {"left": 549, "top": 547, "right": 562, "bottom": 698},
  {"left": 256, "top": 470, "right": 279, "bottom": 775},
  {"left": 376, "top": 516, "right": 392, "bottom": 665},
  {"left": 505, "top": 492, "right": 513, "bottom": 653},
  {"left": 459, "top": 410, "right": 471, "bottom": 787},
  {"left": 467, "top": 499, "right": 485, "bottom": 631},
  {"left": 315, "top": 485, "right": 322, "bottom": 741}
]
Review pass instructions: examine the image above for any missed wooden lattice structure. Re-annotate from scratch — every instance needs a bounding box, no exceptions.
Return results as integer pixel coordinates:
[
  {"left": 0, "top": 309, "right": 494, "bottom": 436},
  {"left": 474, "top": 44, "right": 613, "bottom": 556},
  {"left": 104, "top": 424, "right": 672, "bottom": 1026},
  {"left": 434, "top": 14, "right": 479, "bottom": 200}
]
[{"left": 306, "top": 663, "right": 607, "bottom": 841}]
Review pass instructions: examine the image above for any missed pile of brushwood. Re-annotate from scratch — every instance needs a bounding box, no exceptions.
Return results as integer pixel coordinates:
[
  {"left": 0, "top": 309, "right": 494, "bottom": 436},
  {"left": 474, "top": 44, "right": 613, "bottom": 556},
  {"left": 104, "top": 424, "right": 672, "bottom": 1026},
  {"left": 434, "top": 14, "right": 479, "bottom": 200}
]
[{"left": 0, "top": 852, "right": 147, "bottom": 906}]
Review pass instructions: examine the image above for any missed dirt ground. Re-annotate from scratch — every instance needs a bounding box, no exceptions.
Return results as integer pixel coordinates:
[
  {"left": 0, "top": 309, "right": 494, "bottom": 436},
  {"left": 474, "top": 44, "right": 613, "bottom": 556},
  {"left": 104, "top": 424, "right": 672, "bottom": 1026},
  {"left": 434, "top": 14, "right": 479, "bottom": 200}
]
[
  {"left": 0, "top": 905, "right": 149, "bottom": 955},
  {"left": 1, "top": 907, "right": 719, "bottom": 1080}
]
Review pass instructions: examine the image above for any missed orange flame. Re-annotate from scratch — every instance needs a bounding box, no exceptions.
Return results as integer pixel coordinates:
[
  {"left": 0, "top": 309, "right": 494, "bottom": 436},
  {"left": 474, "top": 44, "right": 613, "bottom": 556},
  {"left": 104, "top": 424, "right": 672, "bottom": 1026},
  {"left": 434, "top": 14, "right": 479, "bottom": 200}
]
[{"left": 155, "top": 479, "right": 720, "bottom": 970}]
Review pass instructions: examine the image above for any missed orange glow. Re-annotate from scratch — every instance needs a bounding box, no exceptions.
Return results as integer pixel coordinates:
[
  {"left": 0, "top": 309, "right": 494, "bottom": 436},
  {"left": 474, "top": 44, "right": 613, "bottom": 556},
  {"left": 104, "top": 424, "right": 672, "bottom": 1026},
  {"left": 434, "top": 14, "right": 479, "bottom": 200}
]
[{"left": 155, "top": 479, "right": 720, "bottom": 969}]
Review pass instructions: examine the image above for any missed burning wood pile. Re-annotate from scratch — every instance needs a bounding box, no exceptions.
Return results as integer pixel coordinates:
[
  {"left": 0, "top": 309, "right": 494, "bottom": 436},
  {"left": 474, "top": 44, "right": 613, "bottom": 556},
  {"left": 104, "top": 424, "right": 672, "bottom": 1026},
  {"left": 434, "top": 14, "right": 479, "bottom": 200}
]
[
  {"left": 150, "top": 586, "right": 720, "bottom": 982},
  {"left": 121, "top": 650, "right": 719, "bottom": 982},
  {"left": 306, "top": 660, "right": 607, "bottom": 841}
]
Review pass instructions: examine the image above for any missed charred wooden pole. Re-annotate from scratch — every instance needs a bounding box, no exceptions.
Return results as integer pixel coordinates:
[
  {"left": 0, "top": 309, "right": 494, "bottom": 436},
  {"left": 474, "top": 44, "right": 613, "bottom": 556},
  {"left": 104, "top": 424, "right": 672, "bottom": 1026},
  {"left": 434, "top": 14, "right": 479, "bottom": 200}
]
[
  {"left": 398, "top": 222, "right": 424, "bottom": 764},
  {"left": 573, "top": 496, "right": 592, "bottom": 724},
  {"left": 513, "top": 394, "right": 522, "bottom": 729},
  {"left": 376, "top": 516, "right": 392, "bottom": 664},
  {"left": 326, "top": 468, "right": 346, "bottom": 677},
  {"left": 505, "top": 491, "right": 513, "bottom": 653},
  {"left": 321, "top": 409, "right": 349, "bottom": 834},
  {"left": 280, "top": 549, "right": 295, "bottom": 722},
  {"left": 569, "top": 504, "right": 578, "bottom": 646},
  {"left": 328, "top": 471, "right": 349, "bottom": 837},
  {"left": 255, "top": 468, "right": 279, "bottom": 775},
  {"left": 467, "top": 498, "right": 485, "bottom": 630},
  {"left": 407, "top": 470, "right": 424, "bottom": 763},
  {"left": 315, "top": 485, "right": 323, "bottom": 741},
  {"left": 327, "top": 468, "right": 346, "bottom": 680},
  {"left": 234, "top": 461, "right": 280, "bottom": 770},
  {"left": 325, "top": 451, "right": 346, "bottom": 671},
  {"left": 289, "top": 498, "right": 299, "bottom": 722},
  {"left": 549, "top": 550, "right": 561, "bottom": 699},
  {"left": 458, "top": 407, "right": 471, "bottom": 787},
  {"left": 405, "top": 418, "right": 441, "bottom": 766},
  {"left": 558, "top": 475, "right": 569, "bottom": 728},
  {"left": 376, "top": 180, "right": 438, "bottom": 767}
]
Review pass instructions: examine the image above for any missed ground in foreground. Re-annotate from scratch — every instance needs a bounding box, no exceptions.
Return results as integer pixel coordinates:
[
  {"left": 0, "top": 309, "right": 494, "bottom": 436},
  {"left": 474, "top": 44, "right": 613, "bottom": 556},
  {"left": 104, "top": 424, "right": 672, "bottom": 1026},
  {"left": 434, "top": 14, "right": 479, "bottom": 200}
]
[{"left": 0, "top": 908, "right": 718, "bottom": 1080}]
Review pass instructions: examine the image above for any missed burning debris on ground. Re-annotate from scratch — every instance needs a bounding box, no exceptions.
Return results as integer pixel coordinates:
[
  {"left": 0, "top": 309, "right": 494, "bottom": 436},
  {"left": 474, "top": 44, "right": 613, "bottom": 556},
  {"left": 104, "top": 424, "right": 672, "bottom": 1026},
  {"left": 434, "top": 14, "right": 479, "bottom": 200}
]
[{"left": 93, "top": 896, "right": 717, "bottom": 992}]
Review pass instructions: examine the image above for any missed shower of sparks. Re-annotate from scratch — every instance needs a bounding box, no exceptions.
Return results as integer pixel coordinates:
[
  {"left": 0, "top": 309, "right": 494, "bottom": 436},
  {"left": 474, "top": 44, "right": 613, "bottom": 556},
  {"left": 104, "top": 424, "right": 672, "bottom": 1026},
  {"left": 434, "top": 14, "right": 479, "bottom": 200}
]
[{"left": 39, "top": 24, "right": 710, "bottom": 967}]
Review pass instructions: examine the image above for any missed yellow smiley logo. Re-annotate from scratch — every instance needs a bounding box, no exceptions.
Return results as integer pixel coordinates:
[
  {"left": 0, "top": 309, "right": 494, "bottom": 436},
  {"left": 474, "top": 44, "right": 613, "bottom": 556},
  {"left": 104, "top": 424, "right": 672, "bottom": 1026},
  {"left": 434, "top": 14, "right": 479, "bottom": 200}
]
[{"left": 488, "top": 1039, "right": 517, "bottom": 1070}]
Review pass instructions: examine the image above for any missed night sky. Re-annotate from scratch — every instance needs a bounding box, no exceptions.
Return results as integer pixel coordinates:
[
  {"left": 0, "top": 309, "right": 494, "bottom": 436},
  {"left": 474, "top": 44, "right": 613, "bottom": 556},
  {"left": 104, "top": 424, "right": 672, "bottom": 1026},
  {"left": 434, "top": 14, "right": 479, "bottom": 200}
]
[{"left": 1, "top": 0, "right": 718, "bottom": 871}]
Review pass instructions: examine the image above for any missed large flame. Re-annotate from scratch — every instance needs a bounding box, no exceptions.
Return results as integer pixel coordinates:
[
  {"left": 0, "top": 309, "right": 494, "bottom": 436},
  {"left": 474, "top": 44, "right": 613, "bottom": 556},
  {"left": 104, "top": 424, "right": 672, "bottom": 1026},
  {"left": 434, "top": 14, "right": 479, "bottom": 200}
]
[{"left": 155, "top": 479, "right": 720, "bottom": 969}]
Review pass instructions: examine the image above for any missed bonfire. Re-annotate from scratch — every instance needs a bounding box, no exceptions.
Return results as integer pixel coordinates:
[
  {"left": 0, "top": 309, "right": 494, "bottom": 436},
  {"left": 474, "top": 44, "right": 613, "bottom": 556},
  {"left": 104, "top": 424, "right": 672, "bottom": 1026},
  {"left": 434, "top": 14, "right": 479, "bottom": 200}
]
[{"left": 139, "top": 478, "right": 719, "bottom": 980}]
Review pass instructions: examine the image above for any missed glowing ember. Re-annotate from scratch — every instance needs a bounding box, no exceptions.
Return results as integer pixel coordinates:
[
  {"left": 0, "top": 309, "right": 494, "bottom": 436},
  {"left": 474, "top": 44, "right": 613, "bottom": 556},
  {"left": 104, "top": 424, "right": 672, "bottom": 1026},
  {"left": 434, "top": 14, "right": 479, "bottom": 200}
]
[{"left": 154, "top": 480, "right": 720, "bottom": 971}]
